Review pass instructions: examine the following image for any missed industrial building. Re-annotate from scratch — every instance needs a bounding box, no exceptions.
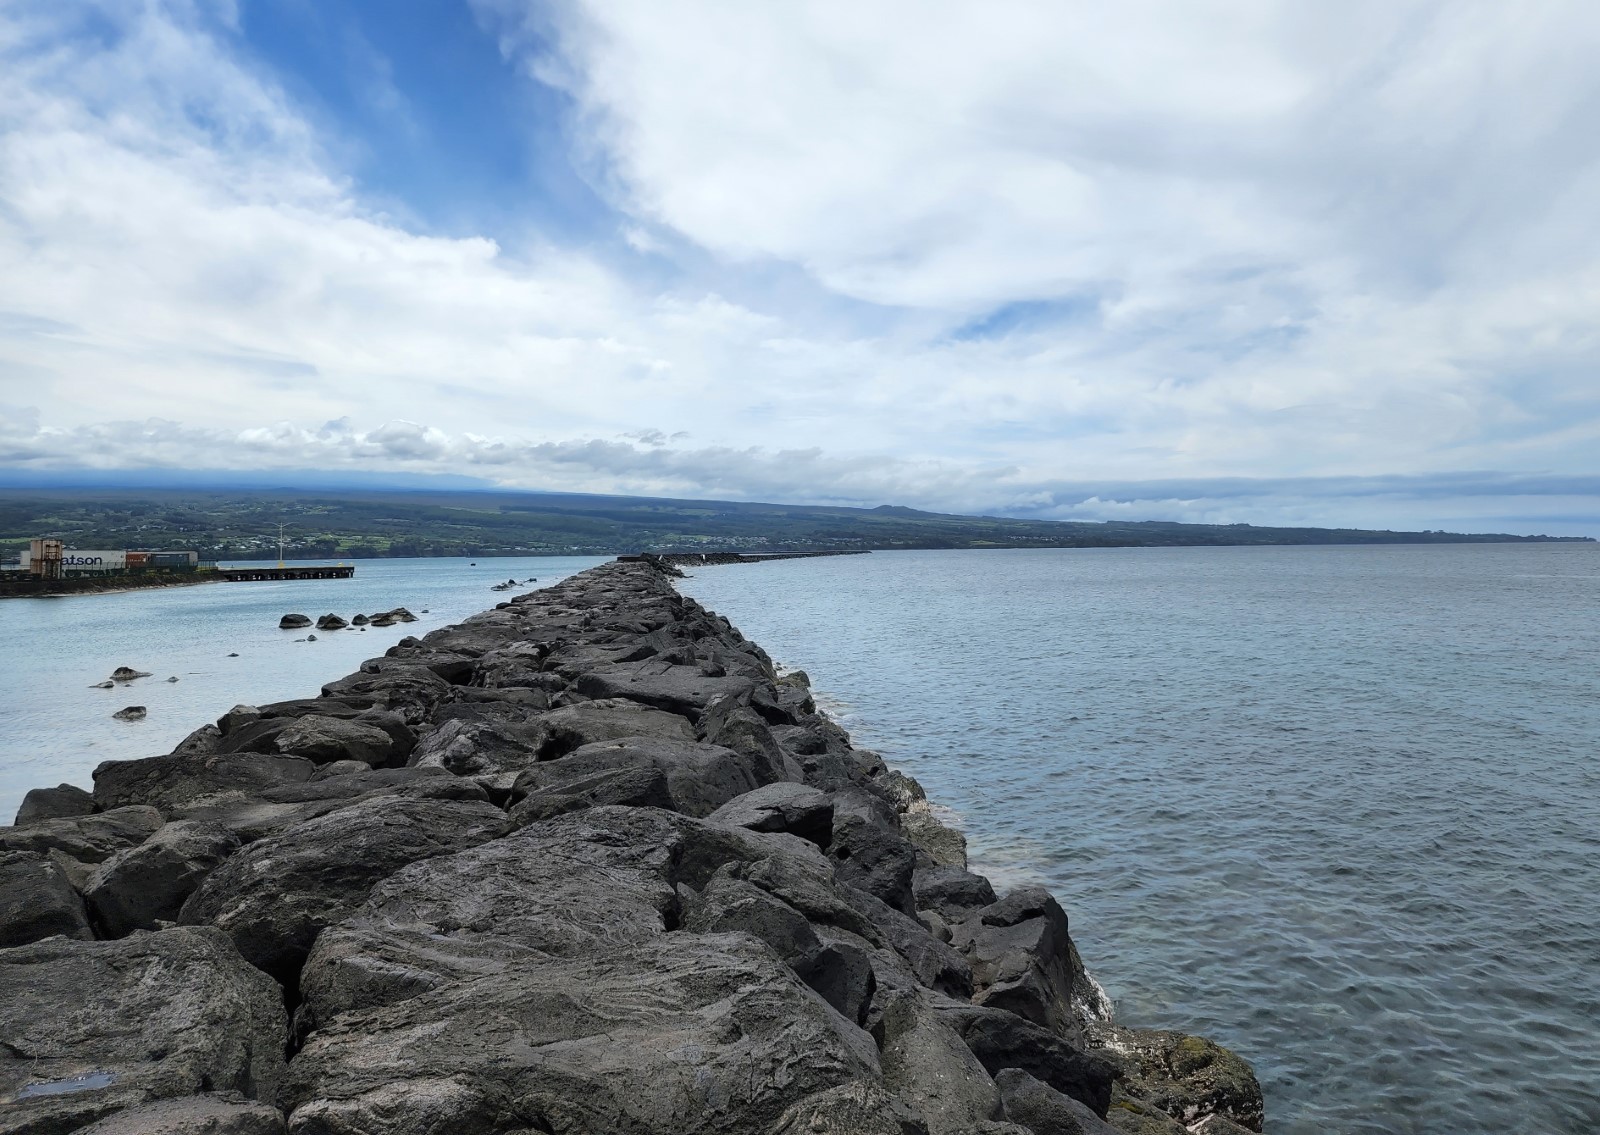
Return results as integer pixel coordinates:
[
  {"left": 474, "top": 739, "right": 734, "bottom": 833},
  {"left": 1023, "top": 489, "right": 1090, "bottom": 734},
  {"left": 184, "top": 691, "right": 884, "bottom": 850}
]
[{"left": 8, "top": 538, "right": 202, "bottom": 580}]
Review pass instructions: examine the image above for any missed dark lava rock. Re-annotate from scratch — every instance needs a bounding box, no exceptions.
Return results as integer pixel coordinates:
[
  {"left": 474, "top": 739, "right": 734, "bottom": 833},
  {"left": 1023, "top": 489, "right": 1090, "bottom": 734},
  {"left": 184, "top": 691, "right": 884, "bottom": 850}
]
[
  {"left": 573, "top": 659, "right": 757, "bottom": 722},
  {"left": 179, "top": 795, "right": 509, "bottom": 980},
  {"left": 996, "top": 1067, "right": 1122, "bottom": 1135},
  {"left": 351, "top": 614, "right": 370, "bottom": 626},
  {"left": 94, "top": 750, "right": 316, "bottom": 818},
  {"left": 828, "top": 808, "right": 919, "bottom": 916},
  {"left": 930, "top": 997, "right": 1116, "bottom": 1117},
  {"left": 509, "top": 763, "right": 674, "bottom": 822},
  {"left": 110, "top": 667, "right": 152, "bottom": 681},
  {"left": 950, "top": 888, "right": 1087, "bottom": 1039},
  {"left": 279, "top": 614, "right": 312, "bottom": 629},
  {"left": 769, "top": 1081, "right": 930, "bottom": 1135},
  {"left": 314, "top": 614, "right": 348, "bottom": 631},
  {"left": 0, "top": 927, "right": 286, "bottom": 1133},
  {"left": 284, "top": 932, "right": 879, "bottom": 1135},
  {"left": 903, "top": 808, "right": 969, "bottom": 868},
  {"left": 13, "top": 783, "right": 95, "bottom": 826},
  {"left": 914, "top": 864, "right": 998, "bottom": 922},
  {"left": 272, "top": 714, "right": 404, "bottom": 766},
  {"left": 875, "top": 990, "right": 1001, "bottom": 1135},
  {"left": 87, "top": 821, "right": 242, "bottom": 938},
  {"left": 112, "top": 706, "right": 148, "bottom": 721},
  {"left": 1, "top": 805, "right": 163, "bottom": 864},
  {"left": 682, "top": 868, "right": 821, "bottom": 964},
  {"left": 511, "top": 736, "right": 771, "bottom": 821},
  {"left": 538, "top": 697, "right": 697, "bottom": 755},
  {"left": 72, "top": 1094, "right": 287, "bottom": 1134},
  {"left": 0, "top": 850, "right": 92, "bottom": 946},
  {"left": 792, "top": 939, "right": 877, "bottom": 1027},
  {"left": 838, "top": 885, "right": 973, "bottom": 999},
  {"left": 707, "top": 782, "right": 834, "bottom": 846}
]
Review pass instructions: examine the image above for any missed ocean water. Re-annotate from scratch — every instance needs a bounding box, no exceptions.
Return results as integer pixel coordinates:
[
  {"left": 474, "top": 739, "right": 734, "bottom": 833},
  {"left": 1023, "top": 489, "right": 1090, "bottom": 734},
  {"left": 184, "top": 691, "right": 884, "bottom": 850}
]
[
  {"left": 0, "top": 556, "right": 605, "bottom": 817},
  {"left": 4, "top": 545, "right": 1597, "bottom": 1133},
  {"left": 676, "top": 545, "right": 1600, "bottom": 1135}
]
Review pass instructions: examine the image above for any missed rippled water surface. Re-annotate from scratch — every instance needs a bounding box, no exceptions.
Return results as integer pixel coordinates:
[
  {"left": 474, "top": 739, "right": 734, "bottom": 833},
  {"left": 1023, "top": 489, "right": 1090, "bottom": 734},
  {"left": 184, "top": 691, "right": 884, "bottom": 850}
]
[
  {"left": 678, "top": 545, "right": 1600, "bottom": 1135},
  {"left": 0, "top": 556, "right": 605, "bottom": 817}
]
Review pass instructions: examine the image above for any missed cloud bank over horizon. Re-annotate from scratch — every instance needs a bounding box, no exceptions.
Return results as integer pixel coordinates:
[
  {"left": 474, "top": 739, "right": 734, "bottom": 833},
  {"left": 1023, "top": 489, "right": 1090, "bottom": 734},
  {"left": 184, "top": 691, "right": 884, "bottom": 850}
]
[{"left": 2, "top": 1, "right": 1599, "bottom": 534}]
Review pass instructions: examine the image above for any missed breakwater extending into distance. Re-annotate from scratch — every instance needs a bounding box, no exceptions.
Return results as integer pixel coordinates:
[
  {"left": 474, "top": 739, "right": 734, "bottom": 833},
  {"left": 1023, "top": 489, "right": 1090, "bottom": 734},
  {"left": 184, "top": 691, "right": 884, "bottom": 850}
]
[{"left": 1, "top": 559, "right": 1261, "bottom": 1134}]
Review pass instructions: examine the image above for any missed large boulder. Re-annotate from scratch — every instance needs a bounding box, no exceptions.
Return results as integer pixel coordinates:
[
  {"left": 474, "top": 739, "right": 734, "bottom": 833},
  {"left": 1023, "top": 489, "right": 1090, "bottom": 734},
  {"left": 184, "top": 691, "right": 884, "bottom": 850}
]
[
  {"left": 538, "top": 697, "right": 697, "bottom": 755},
  {"left": 93, "top": 751, "right": 316, "bottom": 818},
  {"left": 1, "top": 806, "right": 163, "bottom": 864},
  {"left": 913, "top": 864, "right": 998, "bottom": 922},
  {"left": 572, "top": 659, "right": 757, "bottom": 722},
  {"left": 0, "top": 851, "right": 92, "bottom": 946},
  {"left": 86, "top": 821, "right": 242, "bottom": 938},
  {"left": 179, "top": 796, "right": 509, "bottom": 980},
  {"left": 929, "top": 997, "right": 1116, "bottom": 1117},
  {"left": 510, "top": 736, "right": 771, "bottom": 821},
  {"left": 13, "top": 783, "right": 94, "bottom": 826},
  {"left": 0, "top": 927, "right": 286, "bottom": 1134},
  {"left": 996, "top": 1067, "right": 1122, "bottom": 1135},
  {"left": 875, "top": 991, "right": 1001, "bottom": 1135},
  {"left": 284, "top": 932, "right": 880, "bottom": 1135},
  {"left": 707, "top": 782, "right": 834, "bottom": 847},
  {"left": 272, "top": 714, "right": 404, "bottom": 766},
  {"left": 949, "top": 888, "right": 1086, "bottom": 1039},
  {"left": 279, "top": 614, "right": 312, "bottom": 629}
]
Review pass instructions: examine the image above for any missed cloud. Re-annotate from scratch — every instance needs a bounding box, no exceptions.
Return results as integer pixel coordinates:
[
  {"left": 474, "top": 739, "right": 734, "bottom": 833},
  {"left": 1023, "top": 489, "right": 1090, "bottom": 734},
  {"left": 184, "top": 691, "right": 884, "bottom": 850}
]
[{"left": 0, "top": 1, "right": 1597, "bottom": 531}]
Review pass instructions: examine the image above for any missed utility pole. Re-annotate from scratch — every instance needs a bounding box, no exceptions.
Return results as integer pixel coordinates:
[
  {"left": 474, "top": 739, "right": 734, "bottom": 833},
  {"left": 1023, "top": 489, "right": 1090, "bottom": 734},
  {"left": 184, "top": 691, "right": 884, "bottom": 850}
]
[{"left": 278, "top": 523, "right": 286, "bottom": 569}]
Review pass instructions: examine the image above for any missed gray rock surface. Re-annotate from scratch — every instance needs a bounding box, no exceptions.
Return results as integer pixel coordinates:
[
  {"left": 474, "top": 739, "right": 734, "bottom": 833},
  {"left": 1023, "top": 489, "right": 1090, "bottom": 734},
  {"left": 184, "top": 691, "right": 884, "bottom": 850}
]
[
  {"left": 1, "top": 805, "right": 163, "bottom": 864},
  {"left": 87, "top": 821, "right": 242, "bottom": 937},
  {"left": 511, "top": 735, "right": 771, "bottom": 820},
  {"left": 708, "top": 781, "right": 834, "bottom": 845},
  {"left": 13, "top": 783, "right": 95, "bottom": 826},
  {"left": 769, "top": 1081, "right": 930, "bottom": 1135},
  {"left": 0, "top": 927, "right": 286, "bottom": 1134},
  {"left": 73, "top": 1094, "right": 287, "bottom": 1135},
  {"left": 0, "top": 850, "right": 92, "bottom": 946},
  {"left": 179, "top": 795, "right": 509, "bottom": 979},
  {"left": 93, "top": 750, "right": 316, "bottom": 817},
  {"left": 876, "top": 990, "right": 1001, "bottom": 1135},
  {"left": 996, "top": 1067, "right": 1122, "bottom": 1135},
  {"left": 273, "top": 714, "right": 402, "bottom": 766}
]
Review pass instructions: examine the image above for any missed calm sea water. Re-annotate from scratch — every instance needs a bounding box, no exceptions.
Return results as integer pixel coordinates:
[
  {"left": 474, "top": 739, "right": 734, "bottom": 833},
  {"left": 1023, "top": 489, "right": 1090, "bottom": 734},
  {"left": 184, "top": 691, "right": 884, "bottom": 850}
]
[
  {"left": 0, "top": 556, "right": 605, "bottom": 817},
  {"left": 677, "top": 545, "right": 1600, "bottom": 1135},
  {"left": 4, "top": 546, "right": 1597, "bottom": 1133}
]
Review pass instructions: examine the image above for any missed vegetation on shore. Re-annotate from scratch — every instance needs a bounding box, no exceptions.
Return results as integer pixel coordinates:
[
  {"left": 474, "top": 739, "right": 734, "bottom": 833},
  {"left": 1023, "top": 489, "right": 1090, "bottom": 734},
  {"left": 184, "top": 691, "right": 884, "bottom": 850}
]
[{"left": 0, "top": 487, "right": 1588, "bottom": 560}]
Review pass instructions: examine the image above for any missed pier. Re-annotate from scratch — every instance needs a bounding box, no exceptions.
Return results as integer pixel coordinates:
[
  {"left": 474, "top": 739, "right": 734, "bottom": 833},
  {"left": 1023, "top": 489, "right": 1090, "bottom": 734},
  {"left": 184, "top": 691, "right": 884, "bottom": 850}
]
[{"left": 218, "top": 565, "right": 356, "bottom": 582}]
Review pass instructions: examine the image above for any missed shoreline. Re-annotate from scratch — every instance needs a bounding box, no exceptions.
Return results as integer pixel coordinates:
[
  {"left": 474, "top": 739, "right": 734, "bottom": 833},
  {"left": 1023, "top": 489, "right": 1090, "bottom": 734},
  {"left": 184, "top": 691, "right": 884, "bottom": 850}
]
[
  {"left": 0, "top": 573, "right": 223, "bottom": 600},
  {"left": 1, "top": 558, "right": 1263, "bottom": 1134}
]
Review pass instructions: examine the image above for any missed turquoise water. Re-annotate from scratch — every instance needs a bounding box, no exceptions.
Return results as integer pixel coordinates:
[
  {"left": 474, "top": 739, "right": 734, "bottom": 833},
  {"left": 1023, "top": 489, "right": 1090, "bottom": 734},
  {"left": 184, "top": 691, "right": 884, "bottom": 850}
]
[
  {"left": 0, "top": 556, "right": 605, "bottom": 816},
  {"left": 677, "top": 545, "right": 1600, "bottom": 1135}
]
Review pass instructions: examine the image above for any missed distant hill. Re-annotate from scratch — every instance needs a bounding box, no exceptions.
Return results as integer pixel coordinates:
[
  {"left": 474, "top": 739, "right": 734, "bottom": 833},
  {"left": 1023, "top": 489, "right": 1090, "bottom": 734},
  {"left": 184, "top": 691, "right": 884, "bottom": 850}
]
[{"left": 0, "top": 486, "right": 1589, "bottom": 560}]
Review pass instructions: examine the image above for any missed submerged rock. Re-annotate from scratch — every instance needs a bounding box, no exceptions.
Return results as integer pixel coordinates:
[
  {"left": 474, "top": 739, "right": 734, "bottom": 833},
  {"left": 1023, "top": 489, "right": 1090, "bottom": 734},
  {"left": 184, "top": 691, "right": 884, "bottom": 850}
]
[
  {"left": 112, "top": 705, "right": 147, "bottom": 721},
  {"left": 279, "top": 614, "right": 312, "bottom": 629},
  {"left": 109, "top": 667, "right": 152, "bottom": 681}
]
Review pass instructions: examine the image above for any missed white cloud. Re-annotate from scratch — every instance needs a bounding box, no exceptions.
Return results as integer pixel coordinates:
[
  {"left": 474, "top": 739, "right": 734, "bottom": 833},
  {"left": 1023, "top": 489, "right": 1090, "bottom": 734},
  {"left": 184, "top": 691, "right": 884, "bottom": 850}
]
[{"left": 0, "top": 0, "right": 1597, "bottom": 528}]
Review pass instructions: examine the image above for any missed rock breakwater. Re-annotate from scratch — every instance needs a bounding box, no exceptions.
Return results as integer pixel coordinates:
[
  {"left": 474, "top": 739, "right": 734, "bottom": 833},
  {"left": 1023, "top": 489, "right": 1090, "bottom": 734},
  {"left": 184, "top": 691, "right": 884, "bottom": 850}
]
[{"left": 0, "top": 559, "right": 1262, "bottom": 1135}]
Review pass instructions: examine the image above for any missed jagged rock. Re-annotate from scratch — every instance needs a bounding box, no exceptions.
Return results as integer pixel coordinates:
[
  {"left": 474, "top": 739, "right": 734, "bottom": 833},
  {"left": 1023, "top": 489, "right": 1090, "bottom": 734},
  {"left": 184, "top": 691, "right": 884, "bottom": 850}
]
[
  {"left": 0, "top": 851, "right": 92, "bottom": 946},
  {"left": 285, "top": 932, "right": 879, "bottom": 1135},
  {"left": 1084, "top": 1025, "right": 1264, "bottom": 1133},
  {"left": 573, "top": 659, "right": 758, "bottom": 721},
  {"left": 310, "top": 759, "right": 371, "bottom": 779},
  {"left": 314, "top": 614, "right": 348, "bottom": 630},
  {"left": 539, "top": 697, "right": 698, "bottom": 756},
  {"left": 91, "top": 680, "right": 115, "bottom": 689},
  {"left": 93, "top": 751, "right": 316, "bottom": 818},
  {"left": 113, "top": 705, "right": 148, "bottom": 721},
  {"left": 878, "top": 769, "right": 926, "bottom": 813},
  {"left": 87, "top": 821, "right": 242, "bottom": 938},
  {"left": 0, "top": 927, "right": 286, "bottom": 1133},
  {"left": 279, "top": 614, "right": 312, "bottom": 629},
  {"left": 179, "top": 796, "right": 509, "bottom": 980},
  {"left": 914, "top": 864, "right": 998, "bottom": 922},
  {"left": 829, "top": 807, "right": 918, "bottom": 915},
  {"left": 996, "top": 1067, "right": 1122, "bottom": 1135},
  {"left": 1101, "top": 1090, "right": 1187, "bottom": 1134},
  {"left": 351, "top": 614, "right": 370, "bottom": 626},
  {"left": 950, "top": 888, "right": 1084, "bottom": 1038},
  {"left": 110, "top": 667, "right": 152, "bottom": 681},
  {"left": 839, "top": 885, "right": 973, "bottom": 998},
  {"left": 172, "top": 723, "right": 223, "bottom": 756},
  {"left": 511, "top": 736, "right": 771, "bottom": 820},
  {"left": 792, "top": 939, "right": 877, "bottom": 1027},
  {"left": 273, "top": 714, "right": 403, "bottom": 766},
  {"left": 876, "top": 990, "right": 1002, "bottom": 1135},
  {"left": 707, "top": 781, "right": 834, "bottom": 845},
  {"left": 930, "top": 997, "right": 1116, "bottom": 1117},
  {"left": 769, "top": 1081, "right": 929, "bottom": 1135},
  {"left": 218, "top": 705, "right": 263, "bottom": 733},
  {"left": 683, "top": 868, "right": 822, "bottom": 963},
  {"left": 510, "top": 763, "right": 674, "bottom": 822},
  {"left": 903, "top": 808, "right": 968, "bottom": 868},
  {"left": 1, "top": 806, "right": 163, "bottom": 864},
  {"left": 13, "top": 783, "right": 94, "bottom": 826},
  {"left": 699, "top": 697, "right": 802, "bottom": 783},
  {"left": 73, "top": 1094, "right": 287, "bottom": 1134}
]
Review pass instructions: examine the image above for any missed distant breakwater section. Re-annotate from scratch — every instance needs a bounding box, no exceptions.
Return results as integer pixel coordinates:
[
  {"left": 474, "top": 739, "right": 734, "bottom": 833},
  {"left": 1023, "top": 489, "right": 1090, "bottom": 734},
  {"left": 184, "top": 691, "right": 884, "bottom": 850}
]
[
  {"left": 623, "top": 549, "right": 872, "bottom": 566},
  {"left": 1, "top": 559, "right": 1261, "bottom": 1135}
]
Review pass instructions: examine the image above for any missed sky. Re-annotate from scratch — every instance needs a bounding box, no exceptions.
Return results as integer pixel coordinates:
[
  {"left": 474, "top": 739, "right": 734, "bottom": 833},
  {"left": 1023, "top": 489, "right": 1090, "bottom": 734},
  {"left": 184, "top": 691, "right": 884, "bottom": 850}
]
[{"left": 2, "top": 0, "right": 1599, "bottom": 534}]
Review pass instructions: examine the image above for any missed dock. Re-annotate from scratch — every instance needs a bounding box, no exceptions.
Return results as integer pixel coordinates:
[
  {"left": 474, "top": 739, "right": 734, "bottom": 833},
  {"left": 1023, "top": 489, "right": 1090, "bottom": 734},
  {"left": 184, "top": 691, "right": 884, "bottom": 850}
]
[{"left": 219, "top": 565, "right": 356, "bottom": 582}]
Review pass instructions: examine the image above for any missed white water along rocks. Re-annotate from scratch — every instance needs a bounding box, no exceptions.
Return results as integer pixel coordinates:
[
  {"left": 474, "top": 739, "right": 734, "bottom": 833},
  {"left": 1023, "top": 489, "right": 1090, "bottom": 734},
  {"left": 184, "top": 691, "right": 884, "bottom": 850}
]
[{"left": 0, "top": 559, "right": 1263, "bottom": 1134}]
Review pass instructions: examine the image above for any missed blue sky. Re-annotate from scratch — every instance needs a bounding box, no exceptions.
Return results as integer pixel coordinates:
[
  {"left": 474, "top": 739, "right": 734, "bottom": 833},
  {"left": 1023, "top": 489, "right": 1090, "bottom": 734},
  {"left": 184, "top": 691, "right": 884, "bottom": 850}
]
[{"left": 2, "top": 0, "right": 1599, "bottom": 534}]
